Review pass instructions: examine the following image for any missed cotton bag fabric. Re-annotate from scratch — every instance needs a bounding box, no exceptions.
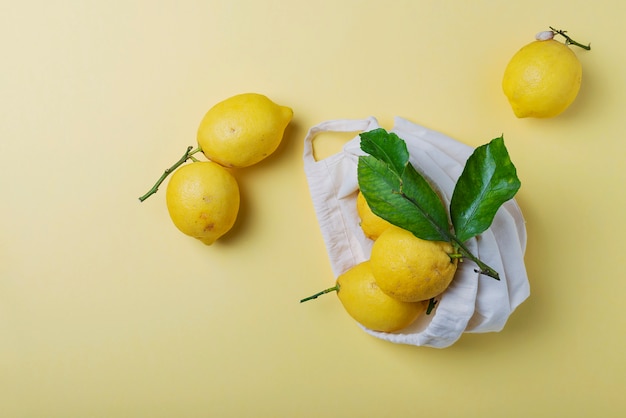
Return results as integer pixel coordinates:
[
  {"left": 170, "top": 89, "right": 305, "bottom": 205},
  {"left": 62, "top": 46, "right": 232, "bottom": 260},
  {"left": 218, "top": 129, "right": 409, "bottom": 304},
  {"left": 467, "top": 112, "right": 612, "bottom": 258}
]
[{"left": 302, "top": 116, "right": 530, "bottom": 348}]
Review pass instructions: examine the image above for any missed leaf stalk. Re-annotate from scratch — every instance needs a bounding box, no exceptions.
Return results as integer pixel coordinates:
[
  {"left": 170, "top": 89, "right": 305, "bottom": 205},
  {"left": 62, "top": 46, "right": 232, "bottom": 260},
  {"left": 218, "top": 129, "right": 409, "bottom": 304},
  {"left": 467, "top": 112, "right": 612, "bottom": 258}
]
[
  {"left": 138, "top": 145, "right": 202, "bottom": 202},
  {"left": 550, "top": 27, "right": 591, "bottom": 50},
  {"left": 450, "top": 236, "right": 500, "bottom": 280},
  {"left": 426, "top": 298, "right": 437, "bottom": 315},
  {"left": 300, "top": 285, "right": 339, "bottom": 303}
]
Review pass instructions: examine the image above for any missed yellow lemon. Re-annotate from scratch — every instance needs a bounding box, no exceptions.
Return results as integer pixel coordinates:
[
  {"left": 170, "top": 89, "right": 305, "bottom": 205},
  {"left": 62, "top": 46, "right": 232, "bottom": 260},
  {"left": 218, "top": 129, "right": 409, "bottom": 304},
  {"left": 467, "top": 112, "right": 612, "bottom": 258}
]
[
  {"left": 502, "top": 38, "right": 582, "bottom": 118},
  {"left": 336, "top": 261, "right": 426, "bottom": 332},
  {"left": 197, "top": 93, "right": 293, "bottom": 168},
  {"left": 356, "top": 190, "right": 394, "bottom": 240},
  {"left": 165, "top": 161, "right": 240, "bottom": 245},
  {"left": 370, "top": 226, "right": 458, "bottom": 302}
]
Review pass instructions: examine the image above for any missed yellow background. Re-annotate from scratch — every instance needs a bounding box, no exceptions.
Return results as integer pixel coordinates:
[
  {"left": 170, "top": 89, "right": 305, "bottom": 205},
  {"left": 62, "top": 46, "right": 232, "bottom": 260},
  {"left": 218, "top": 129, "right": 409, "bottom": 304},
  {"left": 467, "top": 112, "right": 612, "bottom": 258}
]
[{"left": 1, "top": 1, "right": 624, "bottom": 417}]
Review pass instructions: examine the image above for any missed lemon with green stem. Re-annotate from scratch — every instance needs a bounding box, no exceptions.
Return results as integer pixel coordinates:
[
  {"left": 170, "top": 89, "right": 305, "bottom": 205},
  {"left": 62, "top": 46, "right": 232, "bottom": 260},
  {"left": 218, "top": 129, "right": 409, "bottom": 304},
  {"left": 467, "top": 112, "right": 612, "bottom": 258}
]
[
  {"left": 300, "top": 261, "right": 426, "bottom": 333},
  {"left": 502, "top": 27, "right": 591, "bottom": 118},
  {"left": 165, "top": 161, "right": 240, "bottom": 245}
]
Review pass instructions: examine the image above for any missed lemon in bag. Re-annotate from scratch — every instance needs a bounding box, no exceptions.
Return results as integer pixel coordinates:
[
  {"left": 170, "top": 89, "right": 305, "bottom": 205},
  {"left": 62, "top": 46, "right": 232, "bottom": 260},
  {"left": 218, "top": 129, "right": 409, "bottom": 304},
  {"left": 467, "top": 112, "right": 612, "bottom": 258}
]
[
  {"left": 369, "top": 226, "right": 458, "bottom": 303},
  {"left": 356, "top": 190, "right": 393, "bottom": 241},
  {"left": 301, "top": 261, "right": 426, "bottom": 333}
]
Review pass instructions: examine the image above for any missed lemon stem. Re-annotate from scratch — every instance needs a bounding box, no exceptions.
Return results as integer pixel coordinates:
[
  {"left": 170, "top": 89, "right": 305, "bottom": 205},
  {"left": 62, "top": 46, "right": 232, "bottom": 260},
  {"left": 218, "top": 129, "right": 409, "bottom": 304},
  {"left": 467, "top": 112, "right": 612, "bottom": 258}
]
[
  {"left": 138, "top": 145, "right": 202, "bottom": 202},
  {"left": 550, "top": 27, "right": 591, "bottom": 50},
  {"left": 300, "top": 285, "right": 339, "bottom": 303},
  {"left": 426, "top": 298, "right": 437, "bottom": 315},
  {"left": 450, "top": 237, "right": 500, "bottom": 280}
]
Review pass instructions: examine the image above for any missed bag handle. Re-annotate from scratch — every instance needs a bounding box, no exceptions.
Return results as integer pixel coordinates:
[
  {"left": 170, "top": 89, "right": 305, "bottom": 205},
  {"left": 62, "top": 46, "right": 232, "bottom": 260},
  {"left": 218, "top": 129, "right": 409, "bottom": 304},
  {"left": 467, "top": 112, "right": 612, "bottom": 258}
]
[{"left": 302, "top": 117, "right": 380, "bottom": 164}]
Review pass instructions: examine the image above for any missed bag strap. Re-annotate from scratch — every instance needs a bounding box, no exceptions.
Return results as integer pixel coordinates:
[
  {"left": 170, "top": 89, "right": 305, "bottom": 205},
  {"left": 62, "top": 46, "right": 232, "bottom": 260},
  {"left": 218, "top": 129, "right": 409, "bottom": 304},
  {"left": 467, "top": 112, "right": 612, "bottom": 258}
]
[{"left": 302, "top": 117, "right": 380, "bottom": 164}]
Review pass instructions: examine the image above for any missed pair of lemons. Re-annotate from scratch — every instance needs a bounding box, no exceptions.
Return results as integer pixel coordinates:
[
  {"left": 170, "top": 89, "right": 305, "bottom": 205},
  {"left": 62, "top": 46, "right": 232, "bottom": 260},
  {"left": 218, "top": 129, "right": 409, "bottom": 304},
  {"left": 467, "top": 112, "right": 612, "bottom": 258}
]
[
  {"left": 326, "top": 192, "right": 458, "bottom": 333},
  {"left": 165, "top": 93, "right": 293, "bottom": 245}
]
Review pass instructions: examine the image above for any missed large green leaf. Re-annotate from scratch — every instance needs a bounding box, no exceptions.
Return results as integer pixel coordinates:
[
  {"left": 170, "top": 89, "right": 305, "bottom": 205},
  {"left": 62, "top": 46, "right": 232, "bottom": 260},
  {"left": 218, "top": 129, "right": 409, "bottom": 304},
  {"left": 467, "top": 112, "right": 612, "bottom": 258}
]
[
  {"left": 450, "top": 136, "right": 521, "bottom": 243},
  {"left": 359, "top": 128, "right": 410, "bottom": 176},
  {"left": 357, "top": 130, "right": 450, "bottom": 242}
]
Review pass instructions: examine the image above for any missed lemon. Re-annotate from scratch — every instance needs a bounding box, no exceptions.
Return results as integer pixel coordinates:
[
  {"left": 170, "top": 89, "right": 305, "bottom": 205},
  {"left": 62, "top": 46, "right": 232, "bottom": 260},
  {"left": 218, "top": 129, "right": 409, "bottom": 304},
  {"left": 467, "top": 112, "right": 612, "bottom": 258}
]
[
  {"left": 197, "top": 93, "right": 293, "bottom": 168},
  {"left": 356, "top": 190, "right": 393, "bottom": 240},
  {"left": 369, "top": 226, "right": 458, "bottom": 302},
  {"left": 336, "top": 261, "right": 426, "bottom": 332},
  {"left": 165, "top": 161, "right": 240, "bottom": 245},
  {"left": 502, "top": 38, "right": 582, "bottom": 118}
]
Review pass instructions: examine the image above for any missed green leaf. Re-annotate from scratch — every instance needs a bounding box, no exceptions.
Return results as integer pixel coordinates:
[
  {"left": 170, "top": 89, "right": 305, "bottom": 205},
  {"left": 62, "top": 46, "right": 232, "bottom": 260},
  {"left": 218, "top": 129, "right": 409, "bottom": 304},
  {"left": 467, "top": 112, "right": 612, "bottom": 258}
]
[
  {"left": 357, "top": 132, "right": 450, "bottom": 242},
  {"left": 450, "top": 136, "right": 521, "bottom": 243},
  {"left": 359, "top": 128, "right": 410, "bottom": 176}
]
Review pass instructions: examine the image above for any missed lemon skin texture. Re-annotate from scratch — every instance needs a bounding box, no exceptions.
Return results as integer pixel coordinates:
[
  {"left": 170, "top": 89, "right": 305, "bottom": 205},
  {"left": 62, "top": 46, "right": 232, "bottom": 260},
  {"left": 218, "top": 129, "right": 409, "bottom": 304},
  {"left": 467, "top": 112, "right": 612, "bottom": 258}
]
[
  {"left": 370, "top": 226, "right": 458, "bottom": 302},
  {"left": 356, "top": 190, "right": 394, "bottom": 241},
  {"left": 336, "top": 261, "right": 426, "bottom": 333},
  {"left": 197, "top": 93, "right": 293, "bottom": 168},
  {"left": 165, "top": 161, "right": 240, "bottom": 245},
  {"left": 502, "top": 39, "right": 582, "bottom": 118}
]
